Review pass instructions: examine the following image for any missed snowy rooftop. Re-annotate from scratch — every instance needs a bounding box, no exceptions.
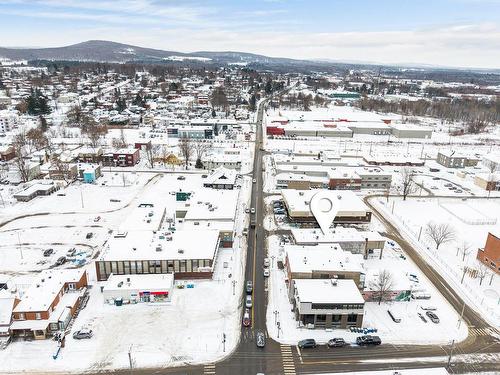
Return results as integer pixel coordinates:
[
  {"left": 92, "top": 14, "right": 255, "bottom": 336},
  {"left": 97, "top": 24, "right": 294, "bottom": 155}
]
[
  {"left": 103, "top": 273, "right": 174, "bottom": 292},
  {"left": 282, "top": 189, "right": 369, "bottom": 217},
  {"left": 0, "top": 298, "right": 15, "bottom": 327},
  {"left": 294, "top": 279, "right": 365, "bottom": 304},
  {"left": 203, "top": 166, "right": 237, "bottom": 186},
  {"left": 103, "top": 229, "right": 220, "bottom": 261},
  {"left": 183, "top": 189, "right": 238, "bottom": 221},
  {"left": 119, "top": 203, "right": 170, "bottom": 232},
  {"left": 286, "top": 245, "right": 364, "bottom": 274},
  {"left": 13, "top": 269, "right": 85, "bottom": 313},
  {"left": 291, "top": 227, "right": 386, "bottom": 245},
  {"left": 276, "top": 173, "right": 328, "bottom": 184},
  {"left": 390, "top": 123, "right": 432, "bottom": 131}
]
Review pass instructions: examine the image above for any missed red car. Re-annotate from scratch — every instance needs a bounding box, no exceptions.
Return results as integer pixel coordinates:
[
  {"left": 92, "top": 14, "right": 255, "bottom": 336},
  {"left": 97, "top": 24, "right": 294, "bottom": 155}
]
[{"left": 242, "top": 309, "right": 251, "bottom": 327}]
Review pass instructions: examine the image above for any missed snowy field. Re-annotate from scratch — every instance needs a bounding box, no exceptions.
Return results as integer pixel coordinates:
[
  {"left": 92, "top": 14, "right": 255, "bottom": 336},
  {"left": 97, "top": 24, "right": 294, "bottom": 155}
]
[
  {"left": 265, "top": 234, "right": 468, "bottom": 346},
  {"left": 372, "top": 196, "right": 500, "bottom": 327}
]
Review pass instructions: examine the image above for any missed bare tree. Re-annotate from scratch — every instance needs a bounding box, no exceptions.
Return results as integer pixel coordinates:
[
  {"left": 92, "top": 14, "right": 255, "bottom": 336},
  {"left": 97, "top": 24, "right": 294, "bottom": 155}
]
[
  {"left": 369, "top": 270, "right": 394, "bottom": 305},
  {"left": 84, "top": 123, "right": 108, "bottom": 149},
  {"left": 145, "top": 144, "right": 159, "bottom": 169},
  {"left": 425, "top": 222, "right": 456, "bottom": 250},
  {"left": 178, "top": 136, "right": 193, "bottom": 170},
  {"left": 399, "top": 167, "right": 416, "bottom": 200},
  {"left": 50, "top": 155, "right": 76, "bottom": 183},
  {"left": 477, "top": 263, "right": 489, "bottom": 286},
  {"left": 13, "top": 142, "right": 29, "bottom": 183},
  {"left": 458, "top": 241, "right": 471, "bottom": 262},
  {"left": 193, "top": 141, "right": 210, "bottom": 169}
]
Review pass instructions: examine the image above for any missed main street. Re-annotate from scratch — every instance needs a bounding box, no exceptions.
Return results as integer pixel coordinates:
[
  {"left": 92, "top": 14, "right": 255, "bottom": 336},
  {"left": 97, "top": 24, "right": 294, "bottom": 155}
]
[{"left": 96, "top": 98, "right": 499, "bottom": 375}]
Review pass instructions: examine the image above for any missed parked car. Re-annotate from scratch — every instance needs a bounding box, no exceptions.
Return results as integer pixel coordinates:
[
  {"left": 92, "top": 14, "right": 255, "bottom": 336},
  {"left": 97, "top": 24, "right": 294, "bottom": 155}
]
[
  {"left": 245, "top": 208, "right": 250, "bottom": 214},
  {"left": 66, "top": 248, "right": 77, "bottom": 257},
  {"left": 263, "top": 258, "right": 270, "bottom": 267},
  {"left": 177, "top": 176, "right": 186, "bottom": 180},
  {"left": 327, "top": 338, "right": 348, "bottom": 348},
  {"left": 86, "top": 232, "right": 93, "bottom": 239},
  {"left": 426, "top": 311, "right": 440, "bottom": 323},
  {"left": 246, "top": 281, "right": 253, "bottom": 294},
  {"left": 263, "top": 268, "right": 270, "bottom": 277},
  {"left": 356, "top": 335, "right": 382, "bottom": 346},
  {"left": 245, "top": 295, "right": 253, "bottom": 308},
  {"left": 242, "top": 309, "right": 251, "bottom": 327},
  {"left": 252, "top": 179, "right": 256, "bottom": 184},
  {"left": 94, "top": 216, "right": 101, "bottom": 222},
  {"left": 55, "top": 256, "right": 66, "bottom": 266},
  {"left": 420, "top": 306, "right": 437, "bottom": 311},
  {"left": 298, "top": 339, "right": 317, "bottom": 349},
  {"left": 73, "top": 328, "right": 93, "bottom": 340},
  {"left": 256, "top": 331, "right": 265, "bottom": 348},
  {"left": 251, "top": 208, "right": 256, "bottom": 214},
  {"left": 201, "top": 175, "right": 208, "bottom": 178},
  {"left": 43, "top": 248, "right": 54, "bottom": 257}
]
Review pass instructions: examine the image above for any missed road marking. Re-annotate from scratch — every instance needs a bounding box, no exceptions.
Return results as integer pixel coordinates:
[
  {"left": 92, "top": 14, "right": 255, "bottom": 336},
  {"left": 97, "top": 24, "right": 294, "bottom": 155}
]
[
  {"left": 251, "top": 227, "right": 257, "bottom": 324},
  {"left": 295, "top": 346, "right": 303, "bottom": 363},
  {"left": 280, "top": 344, "right": 296, "bottom": 374},
  {"left": 204, "top": 364, "right": 216, "bottom": 374},
  {"left": 469, "top": 327, "right": 500, "bottom": 336}
]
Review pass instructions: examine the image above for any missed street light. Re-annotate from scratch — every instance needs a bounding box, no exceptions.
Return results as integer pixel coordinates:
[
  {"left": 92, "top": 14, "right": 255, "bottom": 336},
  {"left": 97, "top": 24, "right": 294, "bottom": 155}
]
[{"left": 273, "top": 310, "right": 278, "bottom": 325}]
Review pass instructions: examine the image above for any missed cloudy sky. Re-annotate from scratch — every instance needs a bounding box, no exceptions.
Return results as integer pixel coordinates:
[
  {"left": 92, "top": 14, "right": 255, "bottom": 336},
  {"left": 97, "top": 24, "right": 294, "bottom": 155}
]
[{"left": 0, "top": 0, "right": 499, "bottom": 69}]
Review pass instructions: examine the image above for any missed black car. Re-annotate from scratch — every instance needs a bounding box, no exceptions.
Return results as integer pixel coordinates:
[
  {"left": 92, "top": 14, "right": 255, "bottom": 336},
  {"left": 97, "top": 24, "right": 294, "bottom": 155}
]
[
  {"left": 298, "top": 339, "right": 317, "bottom": 349},
  {"left": 55, "top": 256, "right": 66, "bottom": 266},
  {"left": 426, "top": 311, "right": 440, "bottom": 323},
  {"left": 177, "top": 176, "right": 186, "bottom": 180},
  {"left": 327, "top": 338, "right": 348, "bottom": 348},
  {"left": 356, "top": 335, "right": 381, "bottom": 346},
  {"left": 86, "top": 232, "right": 93, "bottom": 239},
  {"left": 43, "top": 248, "right": 54, "bottom": 257},
  {"left": 256, "top": 331, "right": 265, "bottom": 348}
]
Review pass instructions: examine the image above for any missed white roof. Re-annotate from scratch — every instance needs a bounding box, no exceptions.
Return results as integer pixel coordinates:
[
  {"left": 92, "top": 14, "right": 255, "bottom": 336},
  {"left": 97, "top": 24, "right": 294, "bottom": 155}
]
[
  {"left": 103, "top": 273, "right": 174, "bottom": 292},
  {"left": 0, "top": 298, "right": 15, "bottom": 326},
  {"left": 291, "top": 227, "right": 386, "bottom": 245},
  {"left": 13, "top": 269, "right": 85, "bottom": 313},
  {"left": 294, "top": 279, "right": 365, "bottom": 304},
  {"left": 119, "top": 204, "right": 171, "bottom": 232},
  {"left": 204, "top": 166, "right": 237, "bottom": 186},
  {"left": 103, "top": 229, "right": 220, "bottom": 261},
  {"left": 286, "top": 245, "right": 364, "bottom": 274},
  {"left": 13, "top": 182, "right": 54, "bottom": 198},
  {"left": 183, "top": 189, "right": 238, "bottom": 221},
  {"left": 281, "top": 189, "right": 369, "bottom": 217},
  {"left": 390, "top": 123, "right": 432, "bottom": 131}
]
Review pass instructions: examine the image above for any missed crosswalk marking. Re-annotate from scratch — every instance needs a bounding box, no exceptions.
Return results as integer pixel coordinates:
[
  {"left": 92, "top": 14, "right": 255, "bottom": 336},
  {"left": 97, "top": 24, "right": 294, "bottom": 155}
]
[
  {"left": 280, "top": 344, "right": 296, "bottom": 375},
  {"left": 469, "top": 327, "right": 500, "bottom": 336},
  {"left": 204, "top": 364, "right": 216, "bottom": 374}
]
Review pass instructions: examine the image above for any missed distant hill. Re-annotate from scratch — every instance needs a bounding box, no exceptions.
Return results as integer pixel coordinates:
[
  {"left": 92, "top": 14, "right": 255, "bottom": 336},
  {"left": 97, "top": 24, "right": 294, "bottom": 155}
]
[{"left": 0, "top": 40, "right": 306, "bottom": 66}]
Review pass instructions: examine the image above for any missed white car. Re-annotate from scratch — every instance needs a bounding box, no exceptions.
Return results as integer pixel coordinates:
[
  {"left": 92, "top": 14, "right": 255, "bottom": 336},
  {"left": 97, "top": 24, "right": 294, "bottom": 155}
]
[
  {"left": 252, "top": 179, "right": 257, "bottom": 183},
  {"left": 245, "top": 295, "right": 253, "bottom": 308},
  {"left": 263, "top": 268, "right": 270, "bottom": 277},
  {"left": 251, "top": 208, "right": 256, "bottom": 214}
]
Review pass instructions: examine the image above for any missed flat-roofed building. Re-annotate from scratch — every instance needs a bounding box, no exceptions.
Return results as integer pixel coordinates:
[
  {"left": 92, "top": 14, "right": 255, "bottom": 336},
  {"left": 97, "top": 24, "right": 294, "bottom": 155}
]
[
  {"left": 281, "top": 189, "right": 372, "bottom": 223},
  {"left": 292, "top": 279, "right": 364, "bottom": 329}
]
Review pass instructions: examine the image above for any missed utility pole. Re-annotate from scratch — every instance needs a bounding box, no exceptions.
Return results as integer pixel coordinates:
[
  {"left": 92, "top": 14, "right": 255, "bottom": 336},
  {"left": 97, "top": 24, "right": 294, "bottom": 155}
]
[
  {"left": 222, "top": 333, "right": 226, "bottom": 352},
  {"left": 418, "top": 226, "right": 423, "bottom": 241},
  {"left": 128, "top": 344, "right": 133, "bottom": 370},
  {"left": 461, "top": 266, "right": 468, "bottom": 284},
  {"left": 232, "top": 280, "right": 236, "bottom": 296},
  {"left": 447, "top": 340, "right": 455, "bottom": 369},
  {"left": 457, "top": 302, "right": 465, "bottom": 330},
  {"left": 80, "top": 187, "right": 84, "bottom": 209}
]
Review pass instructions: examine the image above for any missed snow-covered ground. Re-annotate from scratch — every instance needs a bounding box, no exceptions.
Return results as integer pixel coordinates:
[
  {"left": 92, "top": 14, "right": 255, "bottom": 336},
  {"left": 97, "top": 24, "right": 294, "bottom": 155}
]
[
  {"left": 0, "top": 169, "right": 253, "bottom": 372},
  {"left": 371, "top": 196, "right": 500, "bottom": 327},
  {"left": 265, "top": 233, "right": 468, "bottom": 346}
]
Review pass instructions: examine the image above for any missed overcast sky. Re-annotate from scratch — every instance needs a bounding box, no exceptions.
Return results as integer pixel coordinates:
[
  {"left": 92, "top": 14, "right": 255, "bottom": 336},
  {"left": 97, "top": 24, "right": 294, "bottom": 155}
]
[{"left": 0, "top": 0, "right": 499, "bottom": 69}]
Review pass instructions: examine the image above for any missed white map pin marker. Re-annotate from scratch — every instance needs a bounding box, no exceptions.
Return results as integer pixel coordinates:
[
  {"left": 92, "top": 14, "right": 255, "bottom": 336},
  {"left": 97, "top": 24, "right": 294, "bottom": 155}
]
[{"left": 310, "top": 191, "right": 341, "bottom": 234}]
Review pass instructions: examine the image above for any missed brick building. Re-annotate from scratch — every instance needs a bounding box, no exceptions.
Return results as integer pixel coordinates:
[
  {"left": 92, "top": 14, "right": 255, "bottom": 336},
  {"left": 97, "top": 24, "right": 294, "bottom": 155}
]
[{"left": 477, "top": 232, "right": 500, "bottom": 274}]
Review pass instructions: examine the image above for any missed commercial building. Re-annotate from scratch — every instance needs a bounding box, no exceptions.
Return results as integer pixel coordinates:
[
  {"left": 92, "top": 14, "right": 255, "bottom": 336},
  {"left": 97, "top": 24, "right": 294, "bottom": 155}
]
[
  {"left": 437, "top": 151, "right": 480, "bottom": 169},
  {"left": 474, "top": 173, "right": 500, "bottom": 192},
  {"left": 389, "top": 124, "right": 432, "bottom": 139},
  {"left": 13, "top": 182, "right": 58, "bottom": 202},
  {"left": 285, "top": 245, "right": 365, "bottom": 289},
  {"left": 102, "top": 274, "right": 174, "bottom": 303},
  {"left": 476, "top": 232, "right": 500, "bottom": 274},
  {"left": 290, "top": 227, "right": 386, "bottom": 255},
  {"left": 281, "top": 189, "right": 372, "bottom": 224},
  {"left": 481, "top": 154, "right": 500, "bottom": 172},
  {"left": 95, "top": 229, "right": 221, "bottom": 281},
  {"left": 10, "top": 269, "right": 87, "bottom": 339},
  {"left": 292, "top": 279, "right": 364, "bottom": 329},
  {"left": 202, "top": 166, "right": 237, "bottom": 190},
  {"left": 363, "top": 154, "right": 424, "bottom": 167}
]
